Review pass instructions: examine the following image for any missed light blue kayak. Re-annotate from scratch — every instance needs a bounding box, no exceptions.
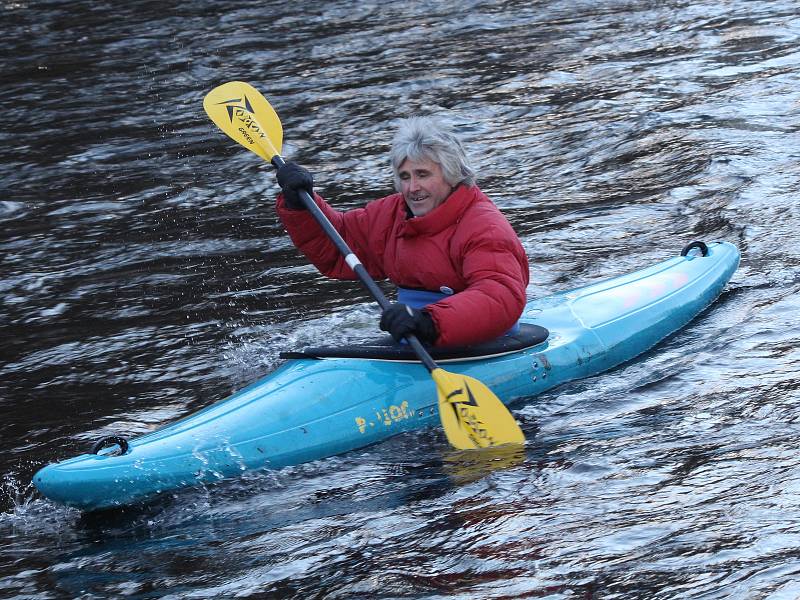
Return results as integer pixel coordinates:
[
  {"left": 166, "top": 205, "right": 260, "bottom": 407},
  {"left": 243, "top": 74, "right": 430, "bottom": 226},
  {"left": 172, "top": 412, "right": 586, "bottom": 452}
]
[{"left": 33, "top": 241, "right": 740, "bottom": 511}]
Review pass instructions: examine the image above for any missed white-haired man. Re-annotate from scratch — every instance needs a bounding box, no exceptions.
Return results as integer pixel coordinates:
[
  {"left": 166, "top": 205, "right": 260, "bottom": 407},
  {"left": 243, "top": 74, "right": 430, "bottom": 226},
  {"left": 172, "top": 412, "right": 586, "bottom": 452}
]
[{"left": 275, "top": 116, "right": 529, "bottom": 348}]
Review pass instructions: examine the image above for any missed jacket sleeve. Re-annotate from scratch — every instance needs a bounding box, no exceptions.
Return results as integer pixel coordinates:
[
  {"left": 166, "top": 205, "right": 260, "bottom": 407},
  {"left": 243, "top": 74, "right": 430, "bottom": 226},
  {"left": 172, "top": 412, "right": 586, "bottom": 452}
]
[
  {"left": 426, "top": 224, "right": 529, "bottom": 347},
  {"left": 276, "top": 192, "right": 392, "bottom": 280}
]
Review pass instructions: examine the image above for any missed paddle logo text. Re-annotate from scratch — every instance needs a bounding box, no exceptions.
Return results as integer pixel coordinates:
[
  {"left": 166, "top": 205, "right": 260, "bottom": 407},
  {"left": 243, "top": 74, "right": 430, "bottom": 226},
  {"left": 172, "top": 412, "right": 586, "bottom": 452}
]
[
  {"left": 447, "top": 383, "right": 495, "bottom": 446},
  {"left": 217, "top": 95, "right": 266, "bottom": 146}
]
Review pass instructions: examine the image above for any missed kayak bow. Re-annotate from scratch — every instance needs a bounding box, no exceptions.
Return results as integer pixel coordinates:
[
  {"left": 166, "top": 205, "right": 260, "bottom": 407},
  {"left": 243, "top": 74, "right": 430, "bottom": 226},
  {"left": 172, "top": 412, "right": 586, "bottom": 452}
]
[{"left": 33, "top": 241, "right": 739, "bottom": 511}]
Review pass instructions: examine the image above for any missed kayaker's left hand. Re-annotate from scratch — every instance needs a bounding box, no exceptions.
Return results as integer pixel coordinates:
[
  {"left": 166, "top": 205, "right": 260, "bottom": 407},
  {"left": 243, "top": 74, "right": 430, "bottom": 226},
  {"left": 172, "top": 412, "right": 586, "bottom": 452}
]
[{"left": 380, "top": 303, "right": 438, "bottom": 344}]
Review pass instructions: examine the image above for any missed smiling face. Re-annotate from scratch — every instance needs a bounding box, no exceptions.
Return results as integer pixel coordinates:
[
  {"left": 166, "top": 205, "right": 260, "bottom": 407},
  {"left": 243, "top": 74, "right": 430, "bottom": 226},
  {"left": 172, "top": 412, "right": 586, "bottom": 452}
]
[{"left": 398, "top": 157, "right": 454, "bottom": 217}]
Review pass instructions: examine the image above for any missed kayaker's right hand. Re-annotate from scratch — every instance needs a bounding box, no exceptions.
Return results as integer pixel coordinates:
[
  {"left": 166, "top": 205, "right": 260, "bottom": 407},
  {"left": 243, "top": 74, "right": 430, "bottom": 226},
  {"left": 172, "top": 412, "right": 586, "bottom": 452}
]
[{"left": 276, "top": 162, "right": 314, "bottom": 210}]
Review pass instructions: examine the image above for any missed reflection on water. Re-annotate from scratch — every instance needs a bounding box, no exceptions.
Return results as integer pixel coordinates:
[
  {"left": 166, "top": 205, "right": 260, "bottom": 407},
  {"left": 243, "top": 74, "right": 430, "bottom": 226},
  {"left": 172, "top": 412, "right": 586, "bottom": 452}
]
[
  {"left": 2, "top": 0, "right": 800, "bottom": 597},
  {"left": 442, "top": 444, "right": 529, "bottom": 486}
]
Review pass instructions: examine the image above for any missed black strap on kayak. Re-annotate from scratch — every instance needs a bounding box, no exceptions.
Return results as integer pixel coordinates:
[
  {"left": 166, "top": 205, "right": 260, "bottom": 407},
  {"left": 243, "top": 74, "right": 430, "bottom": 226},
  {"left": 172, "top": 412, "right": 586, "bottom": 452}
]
[
  {"left": 90, "top": 436, "right": 129, "bottom": 456},
  {"left": 681, "top": 241, "right": 709, "bottom": 257},
  {"left": 281, "top": 323, "right": 549, "bottom": 362}
]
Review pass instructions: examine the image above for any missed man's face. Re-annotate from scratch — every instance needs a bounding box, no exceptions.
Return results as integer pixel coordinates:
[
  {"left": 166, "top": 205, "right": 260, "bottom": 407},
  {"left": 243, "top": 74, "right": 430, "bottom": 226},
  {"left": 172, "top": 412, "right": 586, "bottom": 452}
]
[{"left": 398, "top": 157, "right": 453, "bottom": 217}]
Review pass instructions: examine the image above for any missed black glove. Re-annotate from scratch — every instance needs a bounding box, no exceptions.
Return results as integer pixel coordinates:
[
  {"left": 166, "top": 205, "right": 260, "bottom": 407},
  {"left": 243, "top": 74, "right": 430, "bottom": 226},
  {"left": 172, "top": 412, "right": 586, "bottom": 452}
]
[
  {"left": 380, "top": 303, "right": 438, "bottom": 345},
  {"left": 276, "top": 162, "right": 314, "bottom": 210}
]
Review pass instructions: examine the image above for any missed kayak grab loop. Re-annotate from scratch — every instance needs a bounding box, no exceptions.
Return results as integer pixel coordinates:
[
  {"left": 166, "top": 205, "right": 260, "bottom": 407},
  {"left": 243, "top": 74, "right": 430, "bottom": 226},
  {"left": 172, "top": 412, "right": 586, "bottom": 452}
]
[
  {"left": 680, "top": 241, "right": 709, "bottom": 257},
  {"left": 90, "top": 436, "right": 129, "bottom": 456}
]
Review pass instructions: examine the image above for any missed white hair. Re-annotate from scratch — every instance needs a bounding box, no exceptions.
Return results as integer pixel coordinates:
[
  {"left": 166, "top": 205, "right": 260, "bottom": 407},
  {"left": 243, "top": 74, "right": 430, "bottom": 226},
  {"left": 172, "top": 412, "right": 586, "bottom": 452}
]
[{"left": 389, "top": 116, "right": 476, "bottom": 191}]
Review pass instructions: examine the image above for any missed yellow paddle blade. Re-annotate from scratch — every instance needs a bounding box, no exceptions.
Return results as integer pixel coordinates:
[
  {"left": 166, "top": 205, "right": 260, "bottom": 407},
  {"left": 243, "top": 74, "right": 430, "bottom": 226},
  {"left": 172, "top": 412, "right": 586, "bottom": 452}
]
[
  {"left": 203, "top": 81, "right": 283, "bottom": 162},
  {"left": 432, "top": 368, "right": 525, "bottom": 450}
]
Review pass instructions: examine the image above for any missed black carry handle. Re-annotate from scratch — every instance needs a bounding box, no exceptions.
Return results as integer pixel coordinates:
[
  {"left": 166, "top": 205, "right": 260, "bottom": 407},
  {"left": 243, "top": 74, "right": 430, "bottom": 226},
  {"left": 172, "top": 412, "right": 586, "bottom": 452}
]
[
  {"left": 681, "top": 241, "right": 709, "bottom": 257},
  {"left": 90, "top": 435, "right": 129, "bottom": 456}
]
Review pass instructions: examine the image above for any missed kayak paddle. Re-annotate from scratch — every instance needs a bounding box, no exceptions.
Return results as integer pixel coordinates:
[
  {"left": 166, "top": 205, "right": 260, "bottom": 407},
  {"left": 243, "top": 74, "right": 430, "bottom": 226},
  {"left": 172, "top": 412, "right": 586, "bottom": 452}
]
[{"left": 203, "top": 81, "right": 525, "bottom": 450}]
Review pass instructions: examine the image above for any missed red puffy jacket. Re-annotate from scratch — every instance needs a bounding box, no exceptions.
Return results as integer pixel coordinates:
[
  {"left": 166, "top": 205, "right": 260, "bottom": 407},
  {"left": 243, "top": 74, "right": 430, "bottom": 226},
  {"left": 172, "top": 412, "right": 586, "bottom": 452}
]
[{"left": 276, "top": 184, "right": 529, "bottom": 347}]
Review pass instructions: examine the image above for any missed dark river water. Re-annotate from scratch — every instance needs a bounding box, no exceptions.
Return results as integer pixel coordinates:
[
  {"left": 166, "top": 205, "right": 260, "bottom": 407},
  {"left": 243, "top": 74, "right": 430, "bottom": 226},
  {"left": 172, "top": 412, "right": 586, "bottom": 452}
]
[{"left": 2, "top": 0, "right": 800, "bottom": 597}]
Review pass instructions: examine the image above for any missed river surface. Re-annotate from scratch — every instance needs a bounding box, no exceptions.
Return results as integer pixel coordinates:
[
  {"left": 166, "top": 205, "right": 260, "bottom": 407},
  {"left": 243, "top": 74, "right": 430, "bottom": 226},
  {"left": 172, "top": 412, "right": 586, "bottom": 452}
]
[{"left": 2, "top": 0, "right": 800, "bottom": 598}]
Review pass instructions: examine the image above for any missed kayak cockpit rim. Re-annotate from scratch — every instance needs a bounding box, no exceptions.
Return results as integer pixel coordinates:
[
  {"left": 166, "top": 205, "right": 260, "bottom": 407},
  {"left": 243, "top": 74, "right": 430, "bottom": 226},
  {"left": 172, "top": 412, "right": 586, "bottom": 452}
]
[{"left": 280, "top": 323, "right": 550, "bottom": 363}]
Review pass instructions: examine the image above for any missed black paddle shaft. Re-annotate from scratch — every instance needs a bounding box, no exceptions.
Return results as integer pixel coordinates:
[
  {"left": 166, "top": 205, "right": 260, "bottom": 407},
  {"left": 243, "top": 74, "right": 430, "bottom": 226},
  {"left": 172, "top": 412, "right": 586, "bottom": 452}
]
[{"left": 271, "top": 155, "right": 438, "bottom": 373}]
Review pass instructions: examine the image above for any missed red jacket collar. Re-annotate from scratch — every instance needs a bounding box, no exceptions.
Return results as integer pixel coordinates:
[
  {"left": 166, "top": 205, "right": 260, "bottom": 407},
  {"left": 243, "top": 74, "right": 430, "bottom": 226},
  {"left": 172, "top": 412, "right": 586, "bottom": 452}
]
[{"left": 397, "top": 185, "right": 480, "bottom": 237}]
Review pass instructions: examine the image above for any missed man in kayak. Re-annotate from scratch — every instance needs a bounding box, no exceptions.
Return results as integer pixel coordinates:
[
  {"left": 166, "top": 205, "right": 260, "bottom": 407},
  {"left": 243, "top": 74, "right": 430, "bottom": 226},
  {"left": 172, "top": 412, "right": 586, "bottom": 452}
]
[{"left": 275, "top": 116, "right": 529, "bottom": 347}]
